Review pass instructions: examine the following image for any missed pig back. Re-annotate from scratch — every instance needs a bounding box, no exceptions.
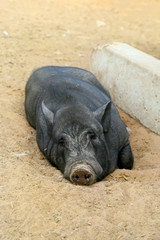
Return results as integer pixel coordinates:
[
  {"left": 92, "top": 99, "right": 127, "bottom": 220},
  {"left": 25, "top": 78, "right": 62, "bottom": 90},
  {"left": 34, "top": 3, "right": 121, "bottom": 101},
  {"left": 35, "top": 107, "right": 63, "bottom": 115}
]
[{"left": 25, "top": 66, "right": 111, "bottom": 128}]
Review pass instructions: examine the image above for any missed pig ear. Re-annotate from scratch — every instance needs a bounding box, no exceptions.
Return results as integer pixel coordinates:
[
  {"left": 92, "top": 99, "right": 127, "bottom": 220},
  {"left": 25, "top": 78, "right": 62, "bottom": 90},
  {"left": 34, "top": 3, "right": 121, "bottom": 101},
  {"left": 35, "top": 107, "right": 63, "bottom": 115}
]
[
  {"left": 42, "top": 101, "right": 54, "bottom": 125},
  {"left": 93, "top": 101, "right": 111, "bottom": 132}
]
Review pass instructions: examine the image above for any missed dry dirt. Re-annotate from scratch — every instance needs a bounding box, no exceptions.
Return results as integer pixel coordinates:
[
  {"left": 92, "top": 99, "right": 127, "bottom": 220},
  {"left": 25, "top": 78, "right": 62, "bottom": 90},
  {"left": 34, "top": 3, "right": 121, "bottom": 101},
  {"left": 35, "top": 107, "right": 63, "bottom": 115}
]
[{"left": 0, "top": 0, "right": 160, "bottom": 239}]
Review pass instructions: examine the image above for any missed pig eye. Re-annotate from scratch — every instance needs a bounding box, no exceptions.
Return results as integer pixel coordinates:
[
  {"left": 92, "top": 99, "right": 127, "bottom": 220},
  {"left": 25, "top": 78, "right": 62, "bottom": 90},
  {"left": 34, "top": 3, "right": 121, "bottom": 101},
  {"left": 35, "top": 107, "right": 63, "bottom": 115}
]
[
  {"left": 58, "top": 138, "right": 66, "bottom": 148},
  {"left": 88, "top": 131, "right": 97, "bottom": 141}
]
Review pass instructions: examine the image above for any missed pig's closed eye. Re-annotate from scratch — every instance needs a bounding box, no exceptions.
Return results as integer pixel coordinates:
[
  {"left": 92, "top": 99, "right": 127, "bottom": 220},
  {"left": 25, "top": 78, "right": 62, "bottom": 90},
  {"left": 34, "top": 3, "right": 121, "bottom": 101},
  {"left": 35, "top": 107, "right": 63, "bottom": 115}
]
[
  {"left": 88, "top": 131, "right": 97, "bottom": 141},
  {"left": 58, "top": 138, "right": 66, "bottom": 147}
]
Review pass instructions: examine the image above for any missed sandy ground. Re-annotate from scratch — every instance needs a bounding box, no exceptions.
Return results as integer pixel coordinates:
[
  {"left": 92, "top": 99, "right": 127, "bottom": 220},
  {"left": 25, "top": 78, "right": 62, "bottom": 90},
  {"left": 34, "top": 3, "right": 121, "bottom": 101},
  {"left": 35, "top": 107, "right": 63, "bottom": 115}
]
[{"left": 0, "top": 0, "right": 160, "bottom": 239}]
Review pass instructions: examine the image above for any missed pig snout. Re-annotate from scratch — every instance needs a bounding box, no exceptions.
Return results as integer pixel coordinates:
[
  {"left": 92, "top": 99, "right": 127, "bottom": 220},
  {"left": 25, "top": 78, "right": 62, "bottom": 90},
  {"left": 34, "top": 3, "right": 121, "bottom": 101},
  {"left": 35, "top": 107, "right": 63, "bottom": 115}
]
[{"left": 70, "top": 164, "right": 95, "bottom": 185}]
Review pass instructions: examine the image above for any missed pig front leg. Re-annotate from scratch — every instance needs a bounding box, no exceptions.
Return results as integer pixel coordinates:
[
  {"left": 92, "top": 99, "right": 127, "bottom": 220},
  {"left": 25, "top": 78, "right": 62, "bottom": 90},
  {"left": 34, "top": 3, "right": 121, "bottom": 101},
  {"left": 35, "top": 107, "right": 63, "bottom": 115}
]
[{"left": 118, "top": 144, "right": 134, "bottom": 170}]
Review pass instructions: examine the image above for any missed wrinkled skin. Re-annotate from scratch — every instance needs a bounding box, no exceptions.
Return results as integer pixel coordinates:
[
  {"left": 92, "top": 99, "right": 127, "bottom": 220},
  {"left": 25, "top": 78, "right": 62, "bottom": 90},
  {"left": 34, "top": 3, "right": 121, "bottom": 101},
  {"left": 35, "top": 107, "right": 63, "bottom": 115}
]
[{"left": 25, "top": 66, "right": 134, "bottom": 185}]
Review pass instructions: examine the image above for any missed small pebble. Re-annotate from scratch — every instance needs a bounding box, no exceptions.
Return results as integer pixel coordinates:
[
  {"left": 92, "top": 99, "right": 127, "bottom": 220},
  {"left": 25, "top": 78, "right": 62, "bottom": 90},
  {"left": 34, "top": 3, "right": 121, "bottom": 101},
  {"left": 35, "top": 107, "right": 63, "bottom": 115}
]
[
  {"left": 96, "top": 20, "right": 105, "bottom": 27},
  {"left": 55, "top": 216, "right": 61, "bottom": 223},
  {"left": 46, "top": 34, "right": 53, "bottom": 38},
  {"left": 61, "top": 233, "right": 67, "bottom": 238},
  {"left": 3, "top": 31, "right": 9, "bottom": 37},
  {"left": 72, "top": 226, "right": 76, "bottom": 230}
]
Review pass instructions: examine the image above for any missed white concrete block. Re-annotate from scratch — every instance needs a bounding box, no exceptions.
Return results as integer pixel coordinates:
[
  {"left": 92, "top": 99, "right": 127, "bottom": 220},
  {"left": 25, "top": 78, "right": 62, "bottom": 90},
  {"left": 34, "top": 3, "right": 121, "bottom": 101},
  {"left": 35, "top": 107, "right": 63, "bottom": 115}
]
[{"left": 91, "top": 42, "right": 160, "bottom": 135}]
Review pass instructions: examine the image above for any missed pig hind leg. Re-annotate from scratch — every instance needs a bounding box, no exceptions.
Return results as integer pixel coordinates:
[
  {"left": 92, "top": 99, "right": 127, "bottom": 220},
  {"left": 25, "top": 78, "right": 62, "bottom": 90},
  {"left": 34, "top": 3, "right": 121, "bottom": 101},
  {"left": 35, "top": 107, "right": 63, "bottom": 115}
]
[{"left": 118, "top": 144, "right": 134, "bottom": 169}]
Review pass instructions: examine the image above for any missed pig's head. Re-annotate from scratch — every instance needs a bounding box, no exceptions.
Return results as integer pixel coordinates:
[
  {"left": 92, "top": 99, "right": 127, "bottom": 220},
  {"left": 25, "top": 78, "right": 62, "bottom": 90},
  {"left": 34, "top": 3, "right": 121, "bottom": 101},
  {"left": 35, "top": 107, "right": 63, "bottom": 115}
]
[{"left": 40, "top": 101, "right": 112, "bottom": 185}]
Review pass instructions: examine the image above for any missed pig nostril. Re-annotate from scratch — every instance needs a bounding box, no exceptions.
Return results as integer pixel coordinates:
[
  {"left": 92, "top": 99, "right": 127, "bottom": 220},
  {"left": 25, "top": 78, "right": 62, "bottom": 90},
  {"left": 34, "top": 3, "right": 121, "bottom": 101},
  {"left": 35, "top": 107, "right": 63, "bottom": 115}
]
[
  {"left": 74, "top": 175, "right": 79, "bottom": 181},
  {"left": 85, "top": 175, "right": 90, "bottom": 181}
]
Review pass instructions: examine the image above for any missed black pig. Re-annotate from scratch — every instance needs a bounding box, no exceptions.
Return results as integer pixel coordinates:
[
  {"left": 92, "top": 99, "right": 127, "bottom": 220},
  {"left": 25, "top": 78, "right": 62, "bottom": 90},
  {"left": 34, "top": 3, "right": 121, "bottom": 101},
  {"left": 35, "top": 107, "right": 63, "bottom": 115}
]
[{"left": 25, "top": 66, "right": 134, "bottom": 185}]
